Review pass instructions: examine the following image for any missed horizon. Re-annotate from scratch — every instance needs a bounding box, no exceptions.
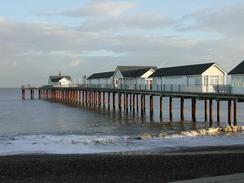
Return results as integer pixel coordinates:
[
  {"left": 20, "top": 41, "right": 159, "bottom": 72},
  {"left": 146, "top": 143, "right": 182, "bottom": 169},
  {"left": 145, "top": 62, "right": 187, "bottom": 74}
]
[{"left": 0, "top": 0, "right": 244, "bottom": 87}]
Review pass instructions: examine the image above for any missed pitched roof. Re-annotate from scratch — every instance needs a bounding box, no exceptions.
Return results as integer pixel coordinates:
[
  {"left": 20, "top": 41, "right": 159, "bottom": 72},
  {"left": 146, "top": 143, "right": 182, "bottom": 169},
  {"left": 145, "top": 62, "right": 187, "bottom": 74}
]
[
  {"left": 229, "top": 60, "right": 244, "bottom": 75},
  {"left": 49, "top": 76, "right": 71, "bottom": 82},
  {"left": 150, "top": 63, "right": 215, "bottom": 77},
  {"left": 121, "top": 68, "right": 153, "bottom": 78},
  {"left": 87, "top": 71, "right": 114, "bottom": 79},
  {"left": 117, "top": 66, "right": 157, "bottom": 72}
]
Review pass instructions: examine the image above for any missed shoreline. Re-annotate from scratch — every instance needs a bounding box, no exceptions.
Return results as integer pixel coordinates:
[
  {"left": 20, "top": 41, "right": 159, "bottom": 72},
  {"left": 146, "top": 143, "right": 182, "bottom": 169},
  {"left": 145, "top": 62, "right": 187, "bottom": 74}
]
[{"left": 0, "top": 145, "right": 244, "bottom": 183}]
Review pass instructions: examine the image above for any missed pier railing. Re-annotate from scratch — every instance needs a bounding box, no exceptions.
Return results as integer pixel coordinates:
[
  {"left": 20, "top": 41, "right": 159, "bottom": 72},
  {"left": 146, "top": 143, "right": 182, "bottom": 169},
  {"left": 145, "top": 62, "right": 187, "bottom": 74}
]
[
  {"left": 23, "top": 83, "right": 242, "bottom": 95},
  {"left": 73, "top": 84, "right": 232, "bottom": 94}
]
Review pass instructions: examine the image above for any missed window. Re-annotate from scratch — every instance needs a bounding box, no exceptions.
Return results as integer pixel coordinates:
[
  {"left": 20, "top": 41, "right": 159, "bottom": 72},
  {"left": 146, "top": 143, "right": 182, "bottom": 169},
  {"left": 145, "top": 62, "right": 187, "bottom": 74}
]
[
  {"left": 204, "top": 76, "right": 209, "bottom": 85},
  {"left": 210, "top": 76, "right": 219, "bottom": 85}
]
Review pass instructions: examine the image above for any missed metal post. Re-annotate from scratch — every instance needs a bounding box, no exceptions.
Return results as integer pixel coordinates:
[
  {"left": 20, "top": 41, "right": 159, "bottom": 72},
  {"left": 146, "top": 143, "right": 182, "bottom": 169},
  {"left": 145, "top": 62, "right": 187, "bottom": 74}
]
[
  {"left": 169, "top": 96, "right": 173, "bottom": 121},
  {"left": 209, "top": 99, "right": 213, "bottom": 126},
  {"left": 228, "top": 100, "right": 232, "bottom": 126},
  {"left": 180, "top": 97, "right": 184, "bottom": 121}
]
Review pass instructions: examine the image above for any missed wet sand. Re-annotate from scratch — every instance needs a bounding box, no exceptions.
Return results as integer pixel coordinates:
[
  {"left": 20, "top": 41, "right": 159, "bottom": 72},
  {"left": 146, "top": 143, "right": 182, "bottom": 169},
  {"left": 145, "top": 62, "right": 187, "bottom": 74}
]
[{"left": 0, "top": 145, "right": 244, "bottom": 183}]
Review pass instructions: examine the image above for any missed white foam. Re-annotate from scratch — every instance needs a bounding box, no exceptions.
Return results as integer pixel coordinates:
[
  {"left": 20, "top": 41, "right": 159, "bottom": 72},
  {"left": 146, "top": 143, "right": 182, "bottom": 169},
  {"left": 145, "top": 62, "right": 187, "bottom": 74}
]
[{"left": 1, "top": 133, "right": 244, "bottom": 156}]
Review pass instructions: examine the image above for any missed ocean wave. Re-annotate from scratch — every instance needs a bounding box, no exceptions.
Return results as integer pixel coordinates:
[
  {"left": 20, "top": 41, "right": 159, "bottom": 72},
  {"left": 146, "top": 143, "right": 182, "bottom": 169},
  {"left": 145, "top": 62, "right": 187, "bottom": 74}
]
[{"left": 137, "top": 125, "right": 244, "bottom": 140}]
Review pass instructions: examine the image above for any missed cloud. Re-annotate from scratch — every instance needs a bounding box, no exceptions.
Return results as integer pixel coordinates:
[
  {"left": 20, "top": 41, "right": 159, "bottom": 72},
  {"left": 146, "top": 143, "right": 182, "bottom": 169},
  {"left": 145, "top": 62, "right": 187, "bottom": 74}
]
[
  {"left": 1, "top": 1, "right": 244, "bottom": 87},
  {"left": 61, "top": 0, "right": 136, "bottom": 18},
  {"left": 77, "top": 12, "right": 173, "bottom": 31},
  {"left": 175, "top": 3, "right": 244, "bottom": 39}
]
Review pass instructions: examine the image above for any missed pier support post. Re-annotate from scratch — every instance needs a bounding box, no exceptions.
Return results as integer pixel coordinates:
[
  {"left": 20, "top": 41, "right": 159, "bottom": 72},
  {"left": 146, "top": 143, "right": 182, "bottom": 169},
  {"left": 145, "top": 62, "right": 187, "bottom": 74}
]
[
  {"left": 150, "top": 95, "right": 153, "bottom": 118},
  {"left": 180, "top": 97, "right": 184, "bottom": 122},
  {"left": 30, "top": 89, "right": 34, "bottom": 100},
  {"left": 169, "top": 96, "right": 173, "bottom": 121},
  {"left": 209, "top": 99, "right": 213, "bottom": 126},
  {"left": 204, "top": 99, "right": 208, "bottom": 122},
  {"left": 113, "top": 93, "right": 116, "bottom": 111},
  {"left": 103, "top": 92, "right": 106, "bottom": 109},
  {"left": 130, "top": 94, "right": 132, "bottom": 112},
  {"left": 21, "top": 88, "right": 25, "bottom": 100},
  {"left": 125, "top": 93, "right": 128, "bottom": 113},
  {"left": 38, "top": 89, "right": 41, "bottom": 99},
  {"left": 234, "top": 99, "right": 237, "bottom": 126},
  {"left": 141, "top": 94, "right": 144, "bottom": 116},
  {"left": 132, "top": 94, "right": 135, "bottom": 115},
  {"left": 228, "top": 100, "right": 232, "bottom": 126},
  {"left": 108, "top": 92, "right": 110, "bottom": 110},
  {"left": 98, "top": 92, "right": 101, "bottom": 108},
  {"left": 217, "top": 99, "right": 220, "bottom": 125},
  {"left": 118, "top": 93, "right": 122, "bottom": 112},
  {"left": 192, "top": 98, "right": 196, "bottom": 122},
  {"left": 160, "top": 96, "right": 163, "bottom": 120},
  {"left": 82, "top": 91, "right": 84, "bottom": 105},
  {"left": 136, "top": 94, "right": 139, "bottom": 113}
]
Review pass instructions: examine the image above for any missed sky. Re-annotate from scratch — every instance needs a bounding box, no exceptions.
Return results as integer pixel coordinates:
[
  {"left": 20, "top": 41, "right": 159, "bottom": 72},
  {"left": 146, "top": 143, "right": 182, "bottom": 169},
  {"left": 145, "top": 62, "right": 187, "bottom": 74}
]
[{"left": 0, "top": 0, "right": 244, "bottom": 87}]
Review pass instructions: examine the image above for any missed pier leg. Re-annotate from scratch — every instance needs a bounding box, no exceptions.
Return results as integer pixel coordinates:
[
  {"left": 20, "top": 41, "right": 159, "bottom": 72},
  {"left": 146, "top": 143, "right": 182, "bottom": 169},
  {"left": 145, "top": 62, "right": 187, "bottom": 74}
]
[
  {"left": 192, "top": 98, "right": 196, "bottom": 122},
  {"left": 103, "top": 92, "right": 106, "bottom": 109},
  {"left": 82, "top": 91, "right": 84, "bottom": 105},
  {"left": 150, "top": 95, "right": 153, "bottom": 118},
  {"left": 180, "top": 97, "right": 184, "bottom": 122},
  {"left": 21, "top": 89, "right": 25, "bottom": 100},
  {"left": 113, "top": 93, "right": 116, "bottom": 111},
  {"left": 169, "top": 97, "right": 173, "bottom": 121},
  {"left": 38, "top": 89, "right": 41, "bottom": 99},
  {"left": 160, "top": 96, "right": 163, "bottom": 121},
  {"left": 125, "top": 93, "right": 128, "bottom": 113},
  {"left": 136, "top": 94, "right": 139, "bottom": 113},
  {"left": 118, "top": 93, "right": 122, "bottom": 112},
  {"left": 108, "top": 92, "right": 110, "bottom": 110},
  {"left": 130, "top": 94, "right": 132, "bottom": 112},
  {"left": 132, "top": 94, "right": 135, "bottom": 115},
  {"left": 204, "top": 99, "right": 208, "bottom": 122},
  {"left": 217, "top": 100, "right": 220, "bottom": 125},
  {"left": 30, "top": 89, "right": 34, "bottom": 100},
  {"left": 228, "top": 100, "right": 232, "bottom": 126},
  {"left": 141, "top": 95, "right": 144, "bottom": 116},
  {"left": 234, "top": 100, "right": 237, "bottom": 126},
  {"left": 209, "top": 99, "right": 213, "bottom": 126},
  {"left": 144, "top": 95, "right": 146, "bottom": 115},
  {"left": 98, "top": 92, "right": 101, "bottom": 108}
]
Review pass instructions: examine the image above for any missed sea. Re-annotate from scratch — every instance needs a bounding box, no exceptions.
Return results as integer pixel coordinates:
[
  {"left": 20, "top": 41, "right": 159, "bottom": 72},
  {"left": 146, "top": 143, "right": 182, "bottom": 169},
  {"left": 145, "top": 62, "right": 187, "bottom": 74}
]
[{"left": 0, "top": 88, "right": 244, "bottom": 155}]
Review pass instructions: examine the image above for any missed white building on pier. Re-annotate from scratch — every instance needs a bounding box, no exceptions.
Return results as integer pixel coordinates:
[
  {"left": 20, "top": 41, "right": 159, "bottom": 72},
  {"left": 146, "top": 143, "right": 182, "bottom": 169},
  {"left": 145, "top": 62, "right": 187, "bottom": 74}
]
[
  {"left": 48, "top": 73, "right": 72, "bottom": 87},
  {"left": 113, "top": 66, "right": 157, "bottom": 89},
  {"left": 149, "top": 63, "right": 227, "bottom": 92}
]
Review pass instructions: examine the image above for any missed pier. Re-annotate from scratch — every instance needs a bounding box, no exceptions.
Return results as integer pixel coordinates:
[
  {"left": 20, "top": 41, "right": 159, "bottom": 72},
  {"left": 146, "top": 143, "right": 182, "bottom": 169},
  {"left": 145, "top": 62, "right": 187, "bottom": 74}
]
[{"left": 21, "top": 84, "right": 243, "bottom": 127}]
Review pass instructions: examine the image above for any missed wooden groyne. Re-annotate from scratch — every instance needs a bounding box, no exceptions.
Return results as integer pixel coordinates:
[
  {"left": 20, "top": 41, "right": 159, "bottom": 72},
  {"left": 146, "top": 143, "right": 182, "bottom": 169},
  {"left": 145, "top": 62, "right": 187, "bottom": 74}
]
[{"left": 21, "top": 85, "right": 244, "bottom": 126}]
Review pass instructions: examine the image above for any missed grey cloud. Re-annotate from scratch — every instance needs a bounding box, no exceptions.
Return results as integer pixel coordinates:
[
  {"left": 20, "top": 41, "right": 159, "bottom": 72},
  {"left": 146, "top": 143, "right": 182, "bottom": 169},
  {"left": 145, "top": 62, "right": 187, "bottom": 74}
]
[
  {"left": 77, "top": 12, "right": 173, "bottom": 31},
  {"left": 61, "top": 0, "right": 135, "bottom": 18},
  {"left": 0, "top": 16, "right": 243, "bottom": 87},
  {"left": 175, "top": 3, "right": 244, "bottom": 38}
]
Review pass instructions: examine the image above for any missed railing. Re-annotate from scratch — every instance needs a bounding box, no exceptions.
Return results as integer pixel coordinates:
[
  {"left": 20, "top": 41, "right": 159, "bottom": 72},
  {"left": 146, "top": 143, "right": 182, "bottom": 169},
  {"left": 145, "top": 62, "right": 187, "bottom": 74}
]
[{"left": 73, "top": 84, "right": 232, "bottom": 94}]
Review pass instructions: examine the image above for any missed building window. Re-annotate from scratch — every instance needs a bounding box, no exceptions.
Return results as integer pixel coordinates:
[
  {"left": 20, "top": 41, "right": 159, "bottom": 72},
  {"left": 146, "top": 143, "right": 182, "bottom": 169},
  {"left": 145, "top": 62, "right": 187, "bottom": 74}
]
[
  {"left": 204, "top": 76, "right": 209, "bottom": 85},
  {"left": 210, "top": 76, "right": 219, "bottom": 85}
]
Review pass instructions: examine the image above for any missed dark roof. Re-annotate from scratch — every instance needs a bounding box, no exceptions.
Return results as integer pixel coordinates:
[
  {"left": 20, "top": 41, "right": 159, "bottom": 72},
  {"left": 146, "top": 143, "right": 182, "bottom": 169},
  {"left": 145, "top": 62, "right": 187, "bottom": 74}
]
[
  {"left": 229, "top": 60, "right": 244, "bottom": 75},
  {"left": 87, "top": 71, "right": 114, "bottom": 79},
  {"left": 121, "top": 68, "right": 153, "bottom": 78},
  {"left": 150, "top": 63, "right": 215, "bottom": 77},
  {"left": 117, "top": 66, "right": 157, "bottom": 72},
  {"left": 49, "top": 76, "right": 71, "bottom": 82}
]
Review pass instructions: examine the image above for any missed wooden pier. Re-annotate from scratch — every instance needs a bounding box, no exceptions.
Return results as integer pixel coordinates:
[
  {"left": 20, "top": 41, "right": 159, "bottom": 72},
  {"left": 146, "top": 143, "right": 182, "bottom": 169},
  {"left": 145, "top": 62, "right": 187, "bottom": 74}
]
[{"left": 21, "top": 85, "right": 244, "bottom": 126}]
